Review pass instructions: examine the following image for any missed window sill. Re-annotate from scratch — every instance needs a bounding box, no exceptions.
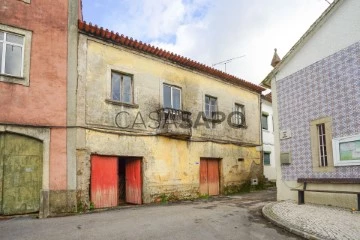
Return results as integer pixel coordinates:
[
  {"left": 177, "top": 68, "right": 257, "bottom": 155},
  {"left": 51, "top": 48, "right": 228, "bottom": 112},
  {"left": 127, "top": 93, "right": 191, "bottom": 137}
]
[
  {"left": 18, "top": 0, "right": 31, "bottom": 3},
  {"left": 230, "top": 123, "right": 247, "bottom": 129},
  {"left": 105, "top": 99, "right": 139, "bottom": 108},
  {"left": 0, "top": 74, "right": 28, "bottom": 86},
  {"left": 312, "top": 166, "right": 335, "bottom": 173},
  {"left": 203, "top": 117, "right": 222, "bottom": 123},
  {"left": 0, "top": 73, "right": 24, "bottom": 79}
]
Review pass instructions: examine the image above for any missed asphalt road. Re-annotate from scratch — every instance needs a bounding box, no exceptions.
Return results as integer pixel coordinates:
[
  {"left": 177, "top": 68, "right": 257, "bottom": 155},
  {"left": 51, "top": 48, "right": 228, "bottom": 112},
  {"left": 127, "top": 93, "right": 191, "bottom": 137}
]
[{"left": 0, "top": 189, "right": 301, "bottom": 240}]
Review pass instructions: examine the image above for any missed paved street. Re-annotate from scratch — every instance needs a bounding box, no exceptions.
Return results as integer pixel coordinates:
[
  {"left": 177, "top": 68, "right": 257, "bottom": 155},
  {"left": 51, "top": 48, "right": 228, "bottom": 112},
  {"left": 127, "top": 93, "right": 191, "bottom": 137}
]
[{"left": 0, "top": 189, "right": 300, "bottom": 240}]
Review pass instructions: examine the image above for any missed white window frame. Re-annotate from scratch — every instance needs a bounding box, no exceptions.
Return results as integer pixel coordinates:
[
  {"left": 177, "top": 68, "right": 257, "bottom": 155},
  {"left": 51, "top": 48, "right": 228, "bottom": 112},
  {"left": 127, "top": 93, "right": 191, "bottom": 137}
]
[
  {"left": 0, "top": 24, "right": 31, "bottom": 86},
  {"left": 163, "top": 84, "right": 182, "bottom": 110},
  {"left": 0, "top": 31, "right": 25, "bottom": 77},
  {"left": 110, "top": 70, "right": 134, "bottom": 104},
  {"left": 233, "top": 103, "right": 245, "bottom": 125},
  {"left": 333, "top": 134, "right": 360, "bottom": 166},
  {"left": 205, "top": 95, "right": 218, "bottom": 120}
]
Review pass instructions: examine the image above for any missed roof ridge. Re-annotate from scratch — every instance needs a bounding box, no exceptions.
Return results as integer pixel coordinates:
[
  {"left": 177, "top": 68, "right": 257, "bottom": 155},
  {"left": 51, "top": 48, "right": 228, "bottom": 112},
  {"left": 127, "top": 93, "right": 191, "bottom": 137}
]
[
  {"left": 78, "top": 20, "right": 265, "bottom": 93},
  {"left": 261, "top": 0, "right": 343, "bottom": 87}
]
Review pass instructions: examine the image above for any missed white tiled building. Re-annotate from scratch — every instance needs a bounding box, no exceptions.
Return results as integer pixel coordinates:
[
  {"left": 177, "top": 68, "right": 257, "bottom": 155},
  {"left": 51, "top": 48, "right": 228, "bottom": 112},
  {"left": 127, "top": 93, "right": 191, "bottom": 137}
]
[{"left": 261, "top": 0, "right": 360, "bottom": 209}]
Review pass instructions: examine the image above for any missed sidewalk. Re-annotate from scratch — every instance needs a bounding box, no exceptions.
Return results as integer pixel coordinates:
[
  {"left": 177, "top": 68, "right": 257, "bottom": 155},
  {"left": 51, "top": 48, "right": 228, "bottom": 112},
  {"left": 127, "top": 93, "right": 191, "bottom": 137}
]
[{"left": 262, "top": 201, "right": 360, "bottom": 240}]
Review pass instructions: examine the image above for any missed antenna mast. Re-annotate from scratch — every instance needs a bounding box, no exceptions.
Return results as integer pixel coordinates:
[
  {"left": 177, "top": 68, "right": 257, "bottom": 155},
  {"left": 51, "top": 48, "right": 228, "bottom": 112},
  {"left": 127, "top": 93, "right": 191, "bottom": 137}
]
[{"left": 212, "top": 55, "right": 246, "bottom": 73}]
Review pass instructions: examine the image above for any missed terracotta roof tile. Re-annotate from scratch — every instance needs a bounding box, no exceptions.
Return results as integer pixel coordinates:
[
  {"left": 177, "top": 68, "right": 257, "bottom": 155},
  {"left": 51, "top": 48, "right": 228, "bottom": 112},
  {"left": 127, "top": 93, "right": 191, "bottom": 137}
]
[
  {"left": 78, "top": 20, "right": 265, "bottom": 93},
  {"left": 262, "top": 92, "right": 272, "bottom": 102}
]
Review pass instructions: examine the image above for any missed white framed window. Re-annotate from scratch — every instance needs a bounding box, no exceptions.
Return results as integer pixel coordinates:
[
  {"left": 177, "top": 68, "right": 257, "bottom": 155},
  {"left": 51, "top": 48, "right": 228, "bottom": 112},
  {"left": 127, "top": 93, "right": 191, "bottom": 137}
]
[
  {"left": 333, "top": 134, "right": 360, "bottom": 166},
  {"left": 0, "top": 25, "right": 31, "bottom": 86},
  {"left": 0, "top": 31, "right": 25, "bottom": 78},
  {"left": 111, "top": 70, "right": 133, "bottom": 104},
  {"left": 233, "top": 103, "right": 245, "bottom": 125},
  {"left": 163, "top": 84, "right": 181, "bottom": 110},
  {"left": 205, "top": 95, "right": 217, "bottom": 119}
]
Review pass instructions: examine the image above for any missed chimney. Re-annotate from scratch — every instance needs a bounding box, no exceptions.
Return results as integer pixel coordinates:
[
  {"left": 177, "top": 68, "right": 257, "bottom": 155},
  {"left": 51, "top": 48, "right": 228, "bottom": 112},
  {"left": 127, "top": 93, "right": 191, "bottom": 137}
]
[
  {"left": 78, "top": 0, "right": 83, "bottom": 21},
  {"left": 271, "top": 48, "right": 281, "bottom": 68}
]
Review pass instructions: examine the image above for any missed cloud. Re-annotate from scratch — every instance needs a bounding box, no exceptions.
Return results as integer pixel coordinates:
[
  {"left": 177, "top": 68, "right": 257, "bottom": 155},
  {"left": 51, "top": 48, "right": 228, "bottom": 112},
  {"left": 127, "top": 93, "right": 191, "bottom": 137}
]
[
  {"left": 86, "top": 0, "right": 211, "bottom": 43},
  {"left": 83, "top": 0, "right": 332, "bottom": 84}
]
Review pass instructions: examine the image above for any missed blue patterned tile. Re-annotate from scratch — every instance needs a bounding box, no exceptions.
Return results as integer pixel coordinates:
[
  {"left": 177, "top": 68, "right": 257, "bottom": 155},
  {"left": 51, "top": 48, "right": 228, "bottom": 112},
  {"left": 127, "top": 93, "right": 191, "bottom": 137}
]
[{"left": 276, "top": 41, "right": 360, "bottom": 180}]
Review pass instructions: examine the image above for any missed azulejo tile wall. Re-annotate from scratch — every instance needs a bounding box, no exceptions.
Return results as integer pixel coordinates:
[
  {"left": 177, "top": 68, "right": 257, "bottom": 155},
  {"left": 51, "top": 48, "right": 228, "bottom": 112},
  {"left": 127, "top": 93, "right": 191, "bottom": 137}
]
[{"left": 277, "top": 41, "right": 360, "bottom": 180}]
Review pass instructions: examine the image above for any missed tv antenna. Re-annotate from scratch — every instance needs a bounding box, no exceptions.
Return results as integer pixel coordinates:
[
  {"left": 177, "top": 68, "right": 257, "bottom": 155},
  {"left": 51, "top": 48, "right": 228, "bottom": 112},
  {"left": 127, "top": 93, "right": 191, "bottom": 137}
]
[{"left": 212, "top": 55, "right": 246, "bottom": 73}]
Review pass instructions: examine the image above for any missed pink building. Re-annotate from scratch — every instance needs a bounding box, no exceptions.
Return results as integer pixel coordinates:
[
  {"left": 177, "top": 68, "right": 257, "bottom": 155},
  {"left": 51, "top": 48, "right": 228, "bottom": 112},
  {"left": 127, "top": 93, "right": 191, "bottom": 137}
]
[{"left": 0, "top": 0, "right": 80, "bottom": 217}]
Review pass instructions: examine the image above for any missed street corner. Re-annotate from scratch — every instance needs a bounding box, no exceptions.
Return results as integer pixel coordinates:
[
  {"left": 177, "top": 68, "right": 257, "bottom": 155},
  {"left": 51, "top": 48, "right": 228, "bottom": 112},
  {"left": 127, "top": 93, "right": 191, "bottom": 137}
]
[{"left": 262, "top": 200, "right": 360, "bottom": 240}]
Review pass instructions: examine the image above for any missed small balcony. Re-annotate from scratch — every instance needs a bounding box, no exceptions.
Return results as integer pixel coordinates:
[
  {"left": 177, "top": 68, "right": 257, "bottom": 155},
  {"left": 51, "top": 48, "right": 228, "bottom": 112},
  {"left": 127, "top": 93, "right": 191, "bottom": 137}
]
[{"left": 156, "top": 108, "right": 192, "bottom": 139}]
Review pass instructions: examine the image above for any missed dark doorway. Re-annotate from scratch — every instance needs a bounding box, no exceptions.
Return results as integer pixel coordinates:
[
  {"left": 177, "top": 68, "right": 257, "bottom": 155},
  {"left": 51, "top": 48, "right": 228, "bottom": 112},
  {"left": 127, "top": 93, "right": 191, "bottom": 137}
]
[
  {"left": 91, "top": 156, "right": 142, "bottom": 209},
  {"left": 118, "top": 158, "right": 126, "bottom": 204}
]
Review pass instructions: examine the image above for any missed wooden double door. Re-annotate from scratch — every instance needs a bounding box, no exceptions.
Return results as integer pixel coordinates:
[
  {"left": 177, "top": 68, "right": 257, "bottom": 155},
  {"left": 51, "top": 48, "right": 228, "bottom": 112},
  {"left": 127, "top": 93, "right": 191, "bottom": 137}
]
[
  {"left": 91, "top": 155, "right": 142, "bottom": 208},
  {"left": 199, "top": 158, "right": 220, "bottom": 196},
  {"left": 0, "top": 133, "right": 43, "bottom": 215}
]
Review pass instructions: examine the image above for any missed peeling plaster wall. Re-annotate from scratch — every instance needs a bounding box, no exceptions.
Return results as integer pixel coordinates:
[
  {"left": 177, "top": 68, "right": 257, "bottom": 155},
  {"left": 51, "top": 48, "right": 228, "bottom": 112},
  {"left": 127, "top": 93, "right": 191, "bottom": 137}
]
[
  {"left": 77, "top": 132, "right": 262, "bottom": 203},
  {"left": 77, "top": 34, "right": 262, "bottom": 204},
  {"left": 78, "top": 36, "right": 261, "bottom": 145},
  {"left": 0, "top": 0, "right": 79, "bottom": 216}
]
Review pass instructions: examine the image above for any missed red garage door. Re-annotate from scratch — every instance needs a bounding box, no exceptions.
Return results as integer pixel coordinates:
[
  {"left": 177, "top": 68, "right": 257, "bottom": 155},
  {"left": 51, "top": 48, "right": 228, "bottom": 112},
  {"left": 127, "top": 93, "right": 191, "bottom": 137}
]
[
  {"left": 200, "top": 158, "right": 220, "bottom": 196},
  {"left": 125, "top": 159, "right": 142, "bottom": 204},
  {"left": 91, "top": 155, "right": 118, "bottom": 208}
]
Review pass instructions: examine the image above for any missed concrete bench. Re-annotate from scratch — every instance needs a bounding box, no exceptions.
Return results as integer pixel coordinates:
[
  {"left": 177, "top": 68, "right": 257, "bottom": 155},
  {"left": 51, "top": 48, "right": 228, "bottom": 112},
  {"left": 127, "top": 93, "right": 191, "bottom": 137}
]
[{"left": 291, "top": 178, "right": 360, "bottom": 210}]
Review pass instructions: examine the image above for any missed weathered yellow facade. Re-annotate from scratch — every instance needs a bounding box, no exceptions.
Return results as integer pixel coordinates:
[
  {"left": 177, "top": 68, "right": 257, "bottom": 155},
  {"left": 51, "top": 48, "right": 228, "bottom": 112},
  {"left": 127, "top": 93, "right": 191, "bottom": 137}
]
[{"left": 76, "top": 33, "right": 263, "bottom": 206}]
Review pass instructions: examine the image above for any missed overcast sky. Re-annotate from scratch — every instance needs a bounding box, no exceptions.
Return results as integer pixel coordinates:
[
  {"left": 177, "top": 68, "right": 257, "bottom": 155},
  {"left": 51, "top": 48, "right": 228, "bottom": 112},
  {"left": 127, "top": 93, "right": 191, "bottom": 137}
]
[{"left": 82, "top": 0, "right": 333, "bottom": 85}]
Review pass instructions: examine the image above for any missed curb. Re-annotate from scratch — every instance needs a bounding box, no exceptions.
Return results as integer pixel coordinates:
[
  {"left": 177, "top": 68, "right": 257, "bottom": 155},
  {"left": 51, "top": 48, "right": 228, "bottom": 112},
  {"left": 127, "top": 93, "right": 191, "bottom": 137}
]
[{"left": 262, "top": 202, "right": 327, "bottom": 240}]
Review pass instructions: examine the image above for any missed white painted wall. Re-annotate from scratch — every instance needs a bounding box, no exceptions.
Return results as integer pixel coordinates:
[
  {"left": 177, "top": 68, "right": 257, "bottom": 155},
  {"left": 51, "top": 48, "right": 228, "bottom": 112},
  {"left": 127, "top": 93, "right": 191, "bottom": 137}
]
[
  {"left": 277, "top": 0, "right": 360, "bottom": 80},
  {"left": 262, "top": 99, "right": 276, "bottom": 181}
]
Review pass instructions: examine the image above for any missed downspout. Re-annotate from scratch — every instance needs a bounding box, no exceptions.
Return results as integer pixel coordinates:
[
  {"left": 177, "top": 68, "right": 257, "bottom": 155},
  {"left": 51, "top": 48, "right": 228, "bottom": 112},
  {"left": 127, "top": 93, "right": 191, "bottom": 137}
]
[{"left": 259, "top": 94, "right": 264, "bottom": 177}]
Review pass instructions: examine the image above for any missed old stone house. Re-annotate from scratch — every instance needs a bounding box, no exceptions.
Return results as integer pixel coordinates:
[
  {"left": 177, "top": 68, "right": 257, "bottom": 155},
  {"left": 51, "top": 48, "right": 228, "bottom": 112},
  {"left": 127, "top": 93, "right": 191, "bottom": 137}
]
[
  {"left": 76, "top": 21, "right": 266, "bottom": 208},
  {"left": 262, "top": 0, "right": 360, "bottom": 209},
  {"left": 0, "top": 0, "right": 267, "bottom": 216}
]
